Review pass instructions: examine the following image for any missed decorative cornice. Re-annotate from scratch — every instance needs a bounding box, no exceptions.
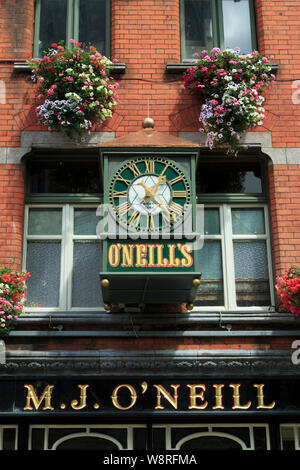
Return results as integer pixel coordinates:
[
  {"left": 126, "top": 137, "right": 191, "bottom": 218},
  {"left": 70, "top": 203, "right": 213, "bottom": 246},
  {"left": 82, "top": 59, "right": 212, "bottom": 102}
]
[{"left": 1, "top": 349, "right": 298, "bottom": 377}]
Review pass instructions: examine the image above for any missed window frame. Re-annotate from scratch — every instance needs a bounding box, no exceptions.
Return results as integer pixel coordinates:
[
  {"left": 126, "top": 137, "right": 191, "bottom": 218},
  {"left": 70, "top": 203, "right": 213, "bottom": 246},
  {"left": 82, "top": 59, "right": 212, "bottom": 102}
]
[
  {"left": 23, "top": 203, "right": 104, "bottom": 312},
  {"left": 280, "top": 424, "right": 300, "bottom": 450},
  {"left": 195, "top": 156, "right": 274, "bottom": 312},
  {"left": 33, "top": 0, "right": 111, "bottom": 57},
  {"left": 194, "top": 202, "right": 274, "bottom": 312},
  {"left": 180, "top": 0, "right": 257, "bottom": 61}
]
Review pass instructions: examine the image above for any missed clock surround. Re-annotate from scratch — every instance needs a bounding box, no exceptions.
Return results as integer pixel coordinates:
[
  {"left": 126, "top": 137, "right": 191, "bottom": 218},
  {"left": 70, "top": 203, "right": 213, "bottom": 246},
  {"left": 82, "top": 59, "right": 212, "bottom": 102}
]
[{"left": 98, "top": 124, "right": 201, "bottom": 311}]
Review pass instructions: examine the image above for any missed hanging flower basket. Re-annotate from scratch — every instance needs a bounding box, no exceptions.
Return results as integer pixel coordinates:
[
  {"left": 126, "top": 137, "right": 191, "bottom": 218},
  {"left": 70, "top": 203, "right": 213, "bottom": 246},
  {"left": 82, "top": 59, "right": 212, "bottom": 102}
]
[
  {"left": 0, "top": 260, "right": 30, "bottom": 336},
  {"left": 27, "top": 40, "right": 119, "bottom": 140},
  {"left": 275, "top": 265, "right": 300, "bottom": 316},
  {"left": 183, "top": 47, "right": 275, "bottom": 155}
]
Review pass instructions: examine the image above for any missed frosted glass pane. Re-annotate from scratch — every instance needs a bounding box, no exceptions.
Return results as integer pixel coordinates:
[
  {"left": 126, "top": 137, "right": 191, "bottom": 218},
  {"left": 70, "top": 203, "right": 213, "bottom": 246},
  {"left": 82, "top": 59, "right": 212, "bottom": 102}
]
[
  {"left": 204, "top": 209, "right": 220, "bottom": 235},
  {"left": 234, "top": 241, "right": 270, "bottom": 306},
  {"left": 196, "top": 241, "right": 224, "bottom": 306},
  {"left": 232, "top": 209, "right": 265, "bottom": 235},
  {"left": 199, "top": 241, "right": 223, "bottom": 278},
  {"left": 72, "top": 241, "right": 103, "bottom": 307},
  {"left": 25, "top": 241, "right": 61, "bottom": 307},
  {"left": 74, "top": 209, "right": 100, "bottom": 235},
  {"left": 234, "top": 241, "right": 268, "bottom": 278},
  {"left": 28, "top": 209, "right": 62, "bottom": 235},
  {"left": 222, "top": 0, "right": 252, "bottom": 53}
]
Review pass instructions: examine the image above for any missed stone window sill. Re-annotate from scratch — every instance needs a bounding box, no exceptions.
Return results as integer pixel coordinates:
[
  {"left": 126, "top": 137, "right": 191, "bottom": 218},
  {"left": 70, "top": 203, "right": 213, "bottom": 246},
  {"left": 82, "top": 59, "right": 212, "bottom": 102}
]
[
  {"left": 13, "top": 61, "right": 126, "bottom": 74},
  {"left": 165, "top": 63, "right": 278, "bottom": 75}
]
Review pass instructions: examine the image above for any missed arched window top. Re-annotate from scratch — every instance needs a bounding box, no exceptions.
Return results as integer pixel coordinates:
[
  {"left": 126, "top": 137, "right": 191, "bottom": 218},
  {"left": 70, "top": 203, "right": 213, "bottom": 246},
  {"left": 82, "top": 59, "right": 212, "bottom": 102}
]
[
  {"left": 52, "top": 432, "right": 123, "bottom": 450},
  {"left": 176, "top": 431, "right": 247, "bottom": 450}
]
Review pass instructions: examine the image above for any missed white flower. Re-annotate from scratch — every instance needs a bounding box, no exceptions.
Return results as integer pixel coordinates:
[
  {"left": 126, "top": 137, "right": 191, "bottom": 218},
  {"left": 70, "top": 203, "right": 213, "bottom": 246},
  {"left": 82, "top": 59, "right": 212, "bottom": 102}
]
[{"left": 65, "top": 92, "right": 82, "bottom": 102}]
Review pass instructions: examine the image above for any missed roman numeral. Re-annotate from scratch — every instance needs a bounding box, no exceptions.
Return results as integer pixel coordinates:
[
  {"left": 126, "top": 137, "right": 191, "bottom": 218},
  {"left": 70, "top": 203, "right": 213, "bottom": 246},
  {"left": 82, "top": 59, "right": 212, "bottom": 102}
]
[
  {"left": 146, "top": 215, "right": 155, "bottom": 230},
  {"left": 172, "top": 190, "right": 186, "bottom": 198},
  {"left": 169, "top": 201, "right": 183, "bottom": 215},
  {"left": 113, "top": 190, "right": 127, "bottom": 198},
  {"left": 169, "top": 175, "right": 182, "bottom": 185},
  {"left": 117, "top": 175, "right": 131, "bottom": 185},
  {"left": 145, "top": 159, "right": 155, "bottom": 173},
  {"left": 128, "top": 210, "right": 141, "bottom": 228},
  {"left": 117, "top": 201, "right": 131, "bottom": 216},
  {"left": 128, "top": 163, "right": 141, "bottom": 178},
  {"left": 159, "top": 162, "right": 170, "bottom": 177}
]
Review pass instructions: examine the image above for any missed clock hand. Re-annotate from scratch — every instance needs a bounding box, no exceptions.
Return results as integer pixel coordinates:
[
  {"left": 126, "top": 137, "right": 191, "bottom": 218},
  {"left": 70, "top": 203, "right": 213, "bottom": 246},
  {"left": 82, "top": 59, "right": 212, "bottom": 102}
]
[
  {"left": 152, "top": 193, "right": 171, "bottom": 214},
  {"left": 138, "top": 180, "right": 169, "bottom": 212},
  {"left": 138, "top": 180, "right": 154, "bottom": 203},
  {"left": 149, "top": 174, "right": 166, "bottom": 193}
]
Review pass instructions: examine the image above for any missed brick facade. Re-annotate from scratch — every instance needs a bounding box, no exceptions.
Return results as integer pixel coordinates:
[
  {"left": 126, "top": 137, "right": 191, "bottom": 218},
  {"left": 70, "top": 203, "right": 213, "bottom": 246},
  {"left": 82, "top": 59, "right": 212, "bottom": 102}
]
[{"left": 0, "top": 0, "right": 300, "bottom": 452}]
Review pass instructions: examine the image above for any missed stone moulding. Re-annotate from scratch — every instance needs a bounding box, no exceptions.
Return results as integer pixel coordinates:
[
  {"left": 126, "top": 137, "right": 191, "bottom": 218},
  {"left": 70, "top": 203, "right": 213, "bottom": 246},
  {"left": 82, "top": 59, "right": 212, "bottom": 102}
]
[{"left": 1, "top": 349, "right": 298, "bottom": 377}]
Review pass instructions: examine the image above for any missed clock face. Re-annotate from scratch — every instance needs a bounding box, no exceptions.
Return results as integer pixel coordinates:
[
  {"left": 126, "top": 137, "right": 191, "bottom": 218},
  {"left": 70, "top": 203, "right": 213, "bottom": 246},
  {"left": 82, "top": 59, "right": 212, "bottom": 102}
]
[{"left": 109, "top": 156, "right": 191, "bottom": 233}]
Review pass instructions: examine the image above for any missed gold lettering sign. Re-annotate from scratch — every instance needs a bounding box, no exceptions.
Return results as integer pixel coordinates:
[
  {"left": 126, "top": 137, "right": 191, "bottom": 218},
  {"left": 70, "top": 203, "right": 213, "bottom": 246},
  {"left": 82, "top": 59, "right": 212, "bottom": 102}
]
[
  {"left": 22, "top": 382, "right": 277, "bottom": 412},
  {"left": 154, "top": 384, "right": 180, "bottom": 410},
  {"left": 111, "top": 384, "right": 138, "bottom": 410},
  {"left": 230, "top": 384, "right": 252, "bottom": 410},
  {"left": 24, "top": 384, "right": 54, "bottom": 411},
  {"left": 254, "top": 384, "right": 276, "bottom": 409},
  {"left": 71, "top": 384, "right": 89, "bottom": 410},
  {"left": 212, "top": 384, "right": 225, "bottom": 410},
  {"left": 107, "top": 243, "right": 193, "bottom": 269},
  {"left": 187, "top": 384, "right": 208, "bottom": 410}
]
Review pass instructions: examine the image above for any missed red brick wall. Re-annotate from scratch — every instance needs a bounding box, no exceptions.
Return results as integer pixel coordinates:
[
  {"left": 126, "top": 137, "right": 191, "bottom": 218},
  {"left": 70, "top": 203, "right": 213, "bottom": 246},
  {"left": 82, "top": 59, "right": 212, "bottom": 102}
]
[
  {"left": 268, "top": 164, "right": 300, "bottom": 277},
  {"left": 0, "top": 0, "right": 298, "bottom": 144},
  {"left": 111, "top": 0, "right": 184, "bottom": 135},
  {"left": 0, "top": 0, "right": 34, "bottom": 61},
  {"left": 0, "top": 164, "right": 25, "bottom": 269},
  {"left": 0, "top": 0, "right": 299, "bottom": 296}
]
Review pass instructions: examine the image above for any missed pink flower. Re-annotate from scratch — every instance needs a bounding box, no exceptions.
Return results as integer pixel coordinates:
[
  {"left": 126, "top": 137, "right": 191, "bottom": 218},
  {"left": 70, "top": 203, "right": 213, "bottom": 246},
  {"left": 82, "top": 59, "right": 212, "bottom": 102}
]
[
  {"left": 47, "top": 84, "right": 57, "bottom": 96},
  {"left": 69, "top": 39, "right": 75, "bottom": 44}
]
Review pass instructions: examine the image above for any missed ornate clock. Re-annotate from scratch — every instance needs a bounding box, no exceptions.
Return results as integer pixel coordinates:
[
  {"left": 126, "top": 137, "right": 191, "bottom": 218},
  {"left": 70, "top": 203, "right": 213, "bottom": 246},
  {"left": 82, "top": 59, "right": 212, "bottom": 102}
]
[
  {"left": 98, "top": 123, "right": 201, "bottom": 312},
  {"left": 109, "top": 156, "right": 191, "bottom": 233}
]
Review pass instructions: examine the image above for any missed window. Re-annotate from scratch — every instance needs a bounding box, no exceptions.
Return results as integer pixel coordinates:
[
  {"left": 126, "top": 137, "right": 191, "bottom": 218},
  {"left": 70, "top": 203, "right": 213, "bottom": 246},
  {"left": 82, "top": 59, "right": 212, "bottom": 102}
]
[
  {"left": 24, "top": 205, "right": 103, "bottom": 310},
  {"left": 280, "top": 425, "right": 300, "bottom": 450},
  {"left": 195, "top": 158, "right": 274, "bottom": 311},
  {"left": 152, "top": 424, "right": 270, "bottom": 450},
  {"left": 180, "top": 0, "right": 256, "bottom": 60},
  {"left": 23, "top": 157, "right": 104, "bottom": 311},
  {"left": 0, "top": 426, "right": 18, "bottom": 450},
  {"left": 33, "top": 0, "right": 110, "bottom": 57},
  {"left": 29, "top": 425, "right": 147, "bottom": 450}
]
